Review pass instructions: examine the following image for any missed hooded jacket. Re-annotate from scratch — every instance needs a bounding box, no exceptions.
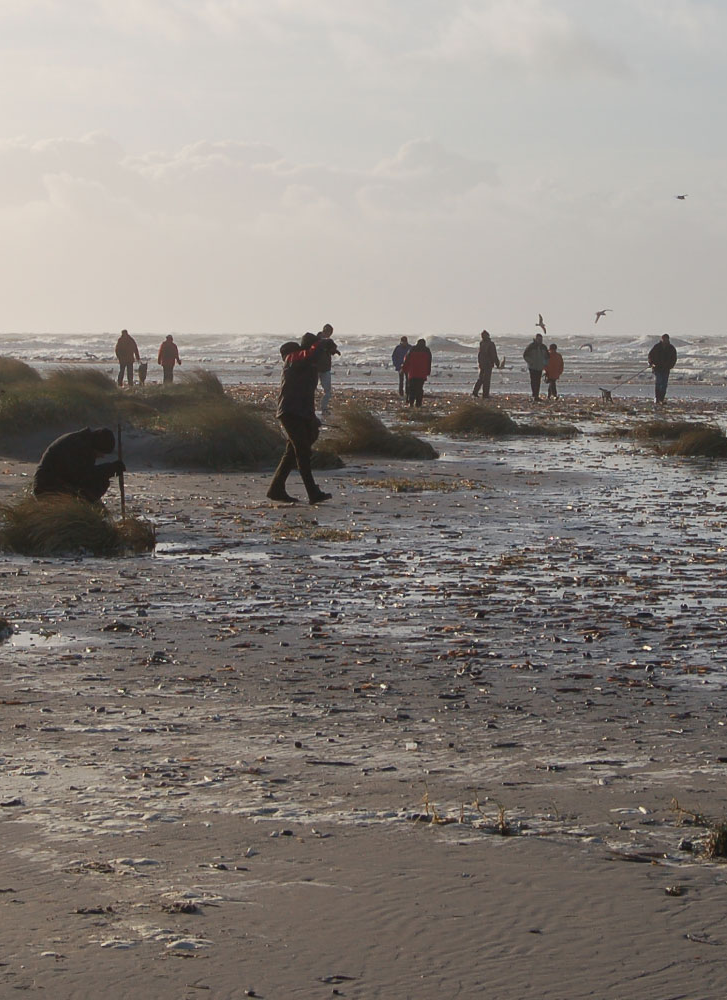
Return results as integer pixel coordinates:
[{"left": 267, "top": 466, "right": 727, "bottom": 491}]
[
  {"left": 402, "top": 343, "right": 432, "bottom": 380},
  {"left": 523, "top": 339, "right": 549, "bottom": 371}
]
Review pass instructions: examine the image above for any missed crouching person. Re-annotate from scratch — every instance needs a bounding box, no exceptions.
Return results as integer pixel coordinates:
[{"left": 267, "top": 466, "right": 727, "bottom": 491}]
[
  {"left": 267, "top": 334, "right": 333, "bottom": 505},
  {"left": 33, "top": 427, "right": 125, "bottom": 503}
]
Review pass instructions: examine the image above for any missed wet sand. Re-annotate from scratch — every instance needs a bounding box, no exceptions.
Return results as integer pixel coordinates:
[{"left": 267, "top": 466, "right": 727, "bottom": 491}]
[{"left": 2, "top": 390, "right": 727, "bottom": 998}]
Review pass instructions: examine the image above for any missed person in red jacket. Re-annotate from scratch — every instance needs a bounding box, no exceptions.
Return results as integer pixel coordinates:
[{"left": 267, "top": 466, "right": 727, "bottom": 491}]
[
  {"left": 544, "top": 343, "right": 564, "bottom": 399},
  {"left": 402, "top": 338, "right": 432, "bottom": 407},
  {"left": 158, "top": 335, "right": 182, "bottom": 384}
]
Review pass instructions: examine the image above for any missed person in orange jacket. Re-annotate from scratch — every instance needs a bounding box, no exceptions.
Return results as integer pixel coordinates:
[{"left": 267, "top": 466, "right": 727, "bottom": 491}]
[
  {"left": 544, "top": 343, "right": 564, "bottom": 399},
  {"left": 158, "top": 335, "right": 182, "bottom": 384},
  {"left": 402, "top": 338, "right": 432, "bottom": 407}
]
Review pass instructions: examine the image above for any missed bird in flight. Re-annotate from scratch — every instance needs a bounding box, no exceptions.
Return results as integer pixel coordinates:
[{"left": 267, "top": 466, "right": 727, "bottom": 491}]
[
  {"left": 594, "top": 309, "right": 612, "bottom": 324},
  {"left": 675, "top": 194, "right": 688, "bottom": 200},
  {"left": 580, "top": 343, "right": 593, "bottom": 352},
  {"left": 536, "top": 313, "right": 547, "bottom": 335}
]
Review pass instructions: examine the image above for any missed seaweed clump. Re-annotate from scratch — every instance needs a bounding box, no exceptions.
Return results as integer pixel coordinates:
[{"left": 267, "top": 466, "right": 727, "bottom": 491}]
[{"left": 0, "top": 495, "right": 155, "bottom": 556}]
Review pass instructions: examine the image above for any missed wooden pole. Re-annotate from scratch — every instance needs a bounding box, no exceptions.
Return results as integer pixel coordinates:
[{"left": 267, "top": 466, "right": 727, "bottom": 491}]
[{"left": 117, "top": 421, "right": 126, "bottom": 519}]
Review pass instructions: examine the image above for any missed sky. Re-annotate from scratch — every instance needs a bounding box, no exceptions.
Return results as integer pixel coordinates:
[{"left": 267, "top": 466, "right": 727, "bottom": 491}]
[{"left": 0, "top": 0, "right": 725, "bottom": 338}]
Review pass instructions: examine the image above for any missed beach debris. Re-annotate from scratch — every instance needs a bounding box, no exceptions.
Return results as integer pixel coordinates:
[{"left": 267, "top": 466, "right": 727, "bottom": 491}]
[
  {"left": 0, "top": 617, "right": 12, "bottom": 641},
  {"left": 665, "top": 885, "right": 684, "bottom": 896},
  {"left": 162, "top": 901, "right": 201, "bottom": 914}
]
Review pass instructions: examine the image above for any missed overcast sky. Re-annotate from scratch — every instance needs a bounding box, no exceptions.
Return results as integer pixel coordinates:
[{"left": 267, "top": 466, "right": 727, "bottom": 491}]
[{"left": 0, "top": 0, "right": 725, "bottom": 337}]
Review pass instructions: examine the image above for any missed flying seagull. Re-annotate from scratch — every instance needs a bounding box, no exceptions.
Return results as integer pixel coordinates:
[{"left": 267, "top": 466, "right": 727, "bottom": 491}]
[
  {"left": 594, "top": 309, "right": 612, "bottom": 324},
  {"left": 536, "top": 313, "right": 547, "bottom": 336},
  {"left": 675, "top": 194, "right": 688, "bottom": 200},
  {"left": 580, "top": 343, "right": 593, "bottom": 351}
]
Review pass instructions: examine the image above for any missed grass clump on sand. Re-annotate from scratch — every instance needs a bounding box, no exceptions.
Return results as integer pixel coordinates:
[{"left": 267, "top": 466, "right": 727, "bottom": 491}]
[
  {"left": 437, "top": 402, "right": 519, "bottom": 436},
  {"left": 161, "top": 399, "right": 284, "bottom": 468},
  {"left": 0, "top": 495, "right": 155, "bottom": 556},
  {"left": 326, "top": 404, "right": 438, "bottom": 460},
  {"left": 436, "top": 401, "right": 579, "bottom": 438},
  {"left": 666, "top": 427, "right": 727, "bottom": 458},
  {"left": 0, "top": 364, "right": 121, "bottom": 432},
  {"left": 0, "top": 357, "right": 42, "bottom": 386},
  {"left": 634, "top": 420, "right": 713, "bottom": 440}
]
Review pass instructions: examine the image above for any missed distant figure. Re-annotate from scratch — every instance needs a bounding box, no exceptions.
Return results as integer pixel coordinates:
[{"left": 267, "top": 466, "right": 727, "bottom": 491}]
[
  {"left": 115, "top": 329, "right": 140, "bottom": 387},
  {"left": 536, "top": 313, "right": 547, "bottom": 336},
  {"left": 267, "top": 334, "right": 334, "bottom": 505},
  {"left": 402, "top": 338, "right": 432, "bottom": 407},
  {"left": 138, "top": 361, "right": 148, "bottom": 385},
  {"left": 33, "top": 427, "right": 125, "bottom": 503},
  {"left": 594, "top": 309, "right": 612, "bottom": 324},
  {"left": 158, "top": 335, "right": 182, "bottom": 384},
  {"left": 523, "top": 332, "right": 550, "bottom": 401},
  {"left": 472, "top": 329, "right": 500, "bottom": 399},
  {"left": 545, "top": 343, "right": 564, "bottom": 399},
  {"left": 392, "top": 336, "right": 410, "bottom": 397},
  {"left": 316, "top": 323, "right": 339, "bottom": 419},
  {"left": 648, "top": 334, "right": 677, "bottom": 404}
]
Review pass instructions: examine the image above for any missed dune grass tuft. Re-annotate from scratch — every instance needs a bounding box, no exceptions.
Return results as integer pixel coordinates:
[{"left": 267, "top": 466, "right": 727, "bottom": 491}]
[
  {"left": 45, "top": 367, "right": 118, "bottom": 393},
  {"left": 0, "top": 357, "right": 42, "bottom": 385},
  {"left": 326, "top": 404, "right": 438, "bottom": 460},
  {"left": 0, "top": 365, "right": 122, "bottom": 431},
  {"left": 437, "top": 402, "right": 519, "bottom": 436},
  {"left": 436, "top": 401, "right": 579, "bottom": 438},
  {"left": 666, "top": 427, "right": 727, "bottom": 457},
  {"left": 635, "top": 420, "right": 714, "bottom": 440},
  {"left": 0, "top": 494, "right": 155, "bottom": 556},
  {"left": 177, "top": 367, "right": 226, "bottom": 396},
  {"left": 161, "top": 399, "right": 284, "bottom": 468}
]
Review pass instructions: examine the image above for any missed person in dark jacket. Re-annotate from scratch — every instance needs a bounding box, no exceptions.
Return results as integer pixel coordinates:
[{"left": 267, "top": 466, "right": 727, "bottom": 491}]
[
  {"left": 33, "top": 427, "right": 125, "bottom": 503},
  {"left": 392, "top": 336, "right": 410, "bottom": 396},
  {"left": 523, "top": 333, "right": 550, "bottom": 401},
  {"left": 402, "top": 338, "right": 432, "bottom": 407},
  {"left": 115, "top": 329, "right": 140, "bottom": 387},
  {"left": 647, "top": 334, "right": 678, "bottom": 404},
  {"left": 472, "top": 329, "right": 500, "bottom": 398},
  {"left": 158, "top": 335, "right": 182, "bottom": 384},
  {"left": 267, "top": 334, "right": 334, "bottom": 504},
  {"left": 315, "top": 323, "right": 339, "bottom": 418}
]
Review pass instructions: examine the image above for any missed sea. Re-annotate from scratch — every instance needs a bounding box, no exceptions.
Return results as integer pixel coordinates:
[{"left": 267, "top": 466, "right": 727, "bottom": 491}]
[{"left": 0, "top": 331, "right": 724, "bottom": 400}]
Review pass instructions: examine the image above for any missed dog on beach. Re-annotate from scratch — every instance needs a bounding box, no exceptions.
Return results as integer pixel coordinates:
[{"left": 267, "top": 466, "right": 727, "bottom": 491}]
[{"left": 138, "top": 361, "right": 148, "bottom": 385}]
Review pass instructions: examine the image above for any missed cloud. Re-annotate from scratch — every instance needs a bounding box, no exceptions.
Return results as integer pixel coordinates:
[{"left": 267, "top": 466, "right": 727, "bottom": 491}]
[{"left": 415, "top": 1, "right": 629, "bottom": 78}]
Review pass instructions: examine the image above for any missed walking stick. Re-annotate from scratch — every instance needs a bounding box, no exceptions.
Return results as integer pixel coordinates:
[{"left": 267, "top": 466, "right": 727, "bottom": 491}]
[{"left": 117, "top": 421, "right": 126, "bottom": 519}]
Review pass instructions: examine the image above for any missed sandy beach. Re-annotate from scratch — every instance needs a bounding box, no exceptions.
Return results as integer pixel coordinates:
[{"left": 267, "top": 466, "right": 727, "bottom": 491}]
[{"left": 3, "top": 389, "right": 727, "bottom": 998}]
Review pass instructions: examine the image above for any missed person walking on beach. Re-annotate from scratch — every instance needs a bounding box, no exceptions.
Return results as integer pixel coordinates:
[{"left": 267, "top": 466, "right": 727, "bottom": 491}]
[
  {"left": 267, "top": 333, "right": 335, "bottom": 505},
  {"left": 523, "top": 332, "right": 549, "bottom": 401},
  {"left": 33, "top": 427, "right": 125, "bottom": 503},
  {"left": 472, "top": 329, "right": 500, "bottom": 399},
  {"left": 158, "top": 334, "right": 182, "bottom": 384},
  {"left": 648, "top": 334, "right": 677, "bottom": 404},
  {"left": 316, "top": 323, "right": 339, "bottom": 419},
  {"left": 115, "top": 329, "right": 140, "bottom": 387},
  {"left": 402, "top": 338, "right": 432, "bottom": 407},
  {"left": 544, "top": 343, "right": 564, "bottom": 399},
  {"left": 392, "top": 336, "right": 410, "bottom": 397}
]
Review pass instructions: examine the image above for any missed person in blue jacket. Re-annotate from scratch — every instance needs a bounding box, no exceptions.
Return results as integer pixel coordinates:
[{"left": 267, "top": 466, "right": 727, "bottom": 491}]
[{"left": 391, "top": 336, "right": 410, "bottom": 397}]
